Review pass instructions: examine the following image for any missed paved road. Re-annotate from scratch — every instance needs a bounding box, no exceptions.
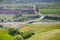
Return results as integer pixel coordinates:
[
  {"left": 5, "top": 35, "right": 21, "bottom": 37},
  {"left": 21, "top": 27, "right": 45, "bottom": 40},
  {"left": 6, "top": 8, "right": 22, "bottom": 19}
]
[
  {"left": 0, "top": 22, "right": 60, "bottom": 24},
  {"left": 32, "top": 22, "right": 60, "bottom": 24},
  {"left": 25, "top": 12, "right": 45, "bottom": 24}
]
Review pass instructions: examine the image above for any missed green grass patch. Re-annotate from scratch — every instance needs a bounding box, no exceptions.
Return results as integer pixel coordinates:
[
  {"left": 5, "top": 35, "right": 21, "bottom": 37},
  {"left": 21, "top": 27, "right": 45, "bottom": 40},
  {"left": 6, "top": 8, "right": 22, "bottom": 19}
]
[
  {"left": 39, "top": 9, "right": 60, "bottom": 14},
  {"left": 19, "top": 24, "right": 60, "bottom": 34},
  {"left": 0, "top": 29, "right": 13, "bottom": 40},
  {"left": 0, "top": 24, "right": 60, "bottom": 40},
  {"left": 19, "top": 24, "right": 60, "bottom": 40},
  {"left": 28, "top": 29, "right": 60, "bottom": 40}
]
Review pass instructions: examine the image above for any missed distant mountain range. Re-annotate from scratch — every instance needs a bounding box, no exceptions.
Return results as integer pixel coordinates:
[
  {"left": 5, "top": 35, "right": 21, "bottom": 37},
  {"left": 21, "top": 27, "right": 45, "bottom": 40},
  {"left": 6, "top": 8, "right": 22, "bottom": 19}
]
[{"left": 0, "top": 0, "right": 60, "bottom": 4}]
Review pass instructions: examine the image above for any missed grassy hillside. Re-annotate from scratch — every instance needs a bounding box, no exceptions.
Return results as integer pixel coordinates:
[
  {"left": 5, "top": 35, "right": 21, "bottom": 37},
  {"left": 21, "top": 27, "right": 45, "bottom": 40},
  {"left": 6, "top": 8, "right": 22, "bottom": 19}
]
[
  {"left": 28, "top": 29, "right": 60, "bottom": 40},
  {"left": 19, "top": 24, "right": 60, "bottom": 40},
  {"left": 0, "top": 29, "right": 13, "bottom": 40},
  {"left": 19, "top": 24, "right": 60, "bottom": 34},
  {"left": 0, "top": 24, "right": 60, "bottom": 40}
]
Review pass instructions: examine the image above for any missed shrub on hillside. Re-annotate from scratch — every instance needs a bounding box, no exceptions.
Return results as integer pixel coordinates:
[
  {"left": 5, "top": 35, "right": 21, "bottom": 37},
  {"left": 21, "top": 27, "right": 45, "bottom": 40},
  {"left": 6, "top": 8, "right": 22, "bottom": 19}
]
[
  {"left": 0, "top": 25, "right": 3, "bottom": 28},
  {"left": 19, "top": 30, "right": 35, "bottom": 39},
  {"left": 13, "top": 35, "right": 24, "bottom": 40},
  {"left": 7, "top": 28, "right": 18, "bottom": 36}
]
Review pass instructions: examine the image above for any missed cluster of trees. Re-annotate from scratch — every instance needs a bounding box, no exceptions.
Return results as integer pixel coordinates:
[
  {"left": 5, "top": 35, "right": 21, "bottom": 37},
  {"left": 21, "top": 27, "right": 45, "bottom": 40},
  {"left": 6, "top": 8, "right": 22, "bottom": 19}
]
[
  {"left": 44, "top": 16, "right": 60, "bottom": 21},
  {"left": 7, "top": 28, "right": 35, "bottom": 40},
  {"left": 13, "top": 14, "right": 40, "bottom": 22},
  {"left": 0, "top": 16, "right": 13, "bottom": 22},
  {"left": 0, "top": 14, "right": 40, "bottom": 22},
  {"left": 0, "top": 25, "right": 35, "bottom": 40},
  {"left": 0, "top": 25, "right": 3, "bottom": 28}
]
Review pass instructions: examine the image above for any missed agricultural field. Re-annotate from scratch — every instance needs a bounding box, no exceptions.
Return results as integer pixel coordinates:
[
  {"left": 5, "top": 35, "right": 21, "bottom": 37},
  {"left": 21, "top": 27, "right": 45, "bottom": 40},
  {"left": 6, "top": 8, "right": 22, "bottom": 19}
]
[
  {"left": 39, "top": 9, "right": 60, "bottom": 14},
  {"left": 0, "top": 3, "right": 60, "bottom": 22},
  {"left": 0, "top": 0, "right": 60, "bottom": 40},
  {"left": 38, "top": 9, "right": 60, "bottom": 22},
  {"left": 0, "top": 9, "right": 60, "bottom": 22},
  {"left": 0, "top": 24, "right": 60, "bottom": 40}
]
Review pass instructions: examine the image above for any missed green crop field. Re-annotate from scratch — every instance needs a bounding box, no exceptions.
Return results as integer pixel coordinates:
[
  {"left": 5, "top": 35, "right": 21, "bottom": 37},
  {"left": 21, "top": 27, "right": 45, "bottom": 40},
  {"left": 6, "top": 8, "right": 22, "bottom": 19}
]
[
  {"left": 39, "top": 9, "right": 60, "bottom": 22},
  {"left": 39, "top": 9, "right": 60, "bottom": 14}
]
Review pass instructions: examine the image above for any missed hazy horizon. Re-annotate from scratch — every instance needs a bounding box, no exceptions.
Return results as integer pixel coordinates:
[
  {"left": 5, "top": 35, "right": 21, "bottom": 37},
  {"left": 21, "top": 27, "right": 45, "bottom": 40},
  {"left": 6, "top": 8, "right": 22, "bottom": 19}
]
[{"left": 0, "top": 0, "right": 60, "bottom": 4}]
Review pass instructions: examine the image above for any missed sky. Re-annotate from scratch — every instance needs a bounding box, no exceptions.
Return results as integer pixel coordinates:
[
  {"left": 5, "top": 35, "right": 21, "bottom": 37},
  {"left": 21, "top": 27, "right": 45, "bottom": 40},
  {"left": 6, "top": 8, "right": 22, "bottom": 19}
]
[{"left": 0, "top": 0, "right": 60, "bottom": 4}]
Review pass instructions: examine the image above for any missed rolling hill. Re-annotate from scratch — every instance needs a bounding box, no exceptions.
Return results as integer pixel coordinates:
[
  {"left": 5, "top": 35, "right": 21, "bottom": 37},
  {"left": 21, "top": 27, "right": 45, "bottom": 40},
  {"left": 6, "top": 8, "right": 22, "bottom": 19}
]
[
  {"left": 0, "top": 29, "right": 13, "bottom": 40},
  {"left": 19, "top": 24, "right": 60, "bottom": 40}
]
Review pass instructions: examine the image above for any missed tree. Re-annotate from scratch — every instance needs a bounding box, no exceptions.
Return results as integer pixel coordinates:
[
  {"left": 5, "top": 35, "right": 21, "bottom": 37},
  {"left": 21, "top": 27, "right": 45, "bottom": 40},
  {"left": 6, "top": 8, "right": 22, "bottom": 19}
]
[
  {"left": 13, "top": 35, "right": 24, "bottom": 40},
  {"left": 19, "top": 30, "right": 35, "bottom": 39},
  {"left": 0, "top": 25, "right": 3, "bottom": 28},
  {"left": 7, "top": 28, "right": 18, "bottom": 36}
]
